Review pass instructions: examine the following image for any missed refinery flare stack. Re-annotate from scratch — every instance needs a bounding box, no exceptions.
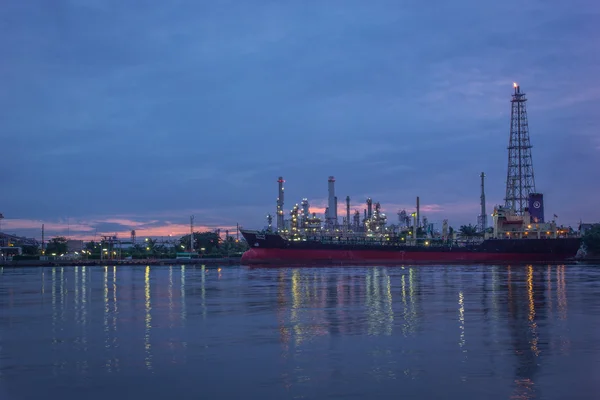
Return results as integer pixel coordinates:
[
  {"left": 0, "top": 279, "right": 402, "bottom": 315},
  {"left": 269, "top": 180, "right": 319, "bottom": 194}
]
[{"left": 238, "top": 83, "right": 583, "bottom": 266}]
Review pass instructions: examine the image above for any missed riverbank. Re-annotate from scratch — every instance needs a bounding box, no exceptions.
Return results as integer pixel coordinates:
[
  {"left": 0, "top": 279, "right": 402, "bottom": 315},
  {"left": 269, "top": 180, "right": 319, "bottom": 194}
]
[
  {"left": 0, "top": 257, "right": 242, "bottom": 267},
  {"left": 576, "top": 254, "right": 600, "bottom": 263}
]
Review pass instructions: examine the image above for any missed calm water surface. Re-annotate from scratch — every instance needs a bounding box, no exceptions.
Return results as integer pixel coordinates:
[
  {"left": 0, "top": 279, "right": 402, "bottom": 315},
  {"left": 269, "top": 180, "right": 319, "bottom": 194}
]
[{"left": 1, "top": 264, "right": 599, "bottom": 399}]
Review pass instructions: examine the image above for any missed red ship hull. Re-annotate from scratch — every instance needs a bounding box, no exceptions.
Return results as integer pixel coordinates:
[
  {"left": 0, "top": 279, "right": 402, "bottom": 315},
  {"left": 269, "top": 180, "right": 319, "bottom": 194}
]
[
  {"left": 241, "top": 247, "right": 577, "bottom": 265},
  {"left": 239, "top": 229, "right": 581, "bottom": 266}
]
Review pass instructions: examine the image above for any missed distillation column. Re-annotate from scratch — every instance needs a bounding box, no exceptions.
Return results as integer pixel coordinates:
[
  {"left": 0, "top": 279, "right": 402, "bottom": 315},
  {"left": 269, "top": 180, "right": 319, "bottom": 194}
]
[
  {"left": 276, "top": 177, "right": 285, "bottom": 231},
  {"left": 327, "top": 176, "right": 337, "bottom": 228}
]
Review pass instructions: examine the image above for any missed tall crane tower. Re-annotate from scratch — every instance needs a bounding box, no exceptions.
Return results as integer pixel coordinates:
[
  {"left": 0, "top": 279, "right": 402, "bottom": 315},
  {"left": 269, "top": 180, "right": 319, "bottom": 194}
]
[{"left": 505, "top": 82, "right": 536, "bottom": 215}]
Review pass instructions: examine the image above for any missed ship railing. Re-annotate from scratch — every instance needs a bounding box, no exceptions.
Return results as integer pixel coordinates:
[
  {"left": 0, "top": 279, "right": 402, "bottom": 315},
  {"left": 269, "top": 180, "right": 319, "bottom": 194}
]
[{"left": 304, "top": 235, "right": 459, "bottom": 248}]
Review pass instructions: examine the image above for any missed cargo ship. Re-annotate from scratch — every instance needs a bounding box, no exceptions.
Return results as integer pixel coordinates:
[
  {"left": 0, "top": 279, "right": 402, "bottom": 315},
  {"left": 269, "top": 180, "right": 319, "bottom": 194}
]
[
  {"left": 240, "top": 229, "right": 581, "bottom": 265},
  {"left": 239, "top": 177, "right": 582, "bottom": 266}
]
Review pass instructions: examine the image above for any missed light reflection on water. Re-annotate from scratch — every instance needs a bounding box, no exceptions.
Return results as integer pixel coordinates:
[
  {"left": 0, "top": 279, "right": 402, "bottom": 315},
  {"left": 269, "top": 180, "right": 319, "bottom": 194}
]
[{"left": 0, "top": 264, "right": 599, "bottom": 400}]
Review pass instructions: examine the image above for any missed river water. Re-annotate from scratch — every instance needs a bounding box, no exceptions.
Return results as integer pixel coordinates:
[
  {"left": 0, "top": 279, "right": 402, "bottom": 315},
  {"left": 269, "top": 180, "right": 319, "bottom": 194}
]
[{"left": 0, "top": 264, "right": 599, "bottom": 399}]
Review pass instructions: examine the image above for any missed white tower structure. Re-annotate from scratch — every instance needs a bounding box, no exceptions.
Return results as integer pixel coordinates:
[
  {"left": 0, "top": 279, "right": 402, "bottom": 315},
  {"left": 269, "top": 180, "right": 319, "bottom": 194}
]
[{"left": 326, "top": 176, "right": 337, "bottom": 228}]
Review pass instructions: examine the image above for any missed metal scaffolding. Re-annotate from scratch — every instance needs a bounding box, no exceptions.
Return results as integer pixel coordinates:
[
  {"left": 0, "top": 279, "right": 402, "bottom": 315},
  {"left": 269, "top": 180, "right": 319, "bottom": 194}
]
[{"left": 505, "top": 83, "right": 536, "bottom": 215}]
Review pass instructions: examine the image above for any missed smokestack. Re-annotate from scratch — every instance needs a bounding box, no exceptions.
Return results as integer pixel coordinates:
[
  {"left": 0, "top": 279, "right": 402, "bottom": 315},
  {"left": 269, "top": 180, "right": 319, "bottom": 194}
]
[
  {"left": 334, "top": 196, "right": 338, "bottom": 222},
  {"left": 416, "top": 196, "right": 420, "bottom": 229},
  {"left": 346, "top": 196, "right": 350, "bottom": 230},
  {"left": 328, "top": 176, "right": 337, "bottom": 226},
  {"left": 367, "top": 198, "right": 373, "bottom": 219},
  {"left": 277, "top": 177, "right": 285, "bottom": 231}
]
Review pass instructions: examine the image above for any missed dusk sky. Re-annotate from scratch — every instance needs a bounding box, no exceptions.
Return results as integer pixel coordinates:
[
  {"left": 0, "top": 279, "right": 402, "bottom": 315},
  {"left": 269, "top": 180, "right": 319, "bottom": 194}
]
[{"left": 1, "top": 0, "right": 599, "bottom": 241}]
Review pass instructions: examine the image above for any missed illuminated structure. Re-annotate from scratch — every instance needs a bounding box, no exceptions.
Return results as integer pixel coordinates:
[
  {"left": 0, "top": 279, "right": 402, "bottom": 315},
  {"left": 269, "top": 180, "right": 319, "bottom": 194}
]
[
  {"left": 300, "top": 198, "right": 310, "bottom": 228},
  {"left": 290, "top": 204, "right": 300, "bottom": 239},
  {"left": 491, "top": 205, "right": 560, "bottom": 239},
  {"left": 306, "top": 213, "right": 322, "bottom": 232},
  {"left": 505, "top": 83, "right": 536, "bottom": 215},
  {"left": 491, "top": 84, "right": 558, "bottom": 238},
  {"left": 276, "top": 177, "right": 285, "bottom": 232},
  {"left": 266, "top": 213, "right": 273, "bottom": 231},
  {"left": 365, "top": 201, "right": 387, "bottom": 233},
  {"left": 101, "top": 235, "right": 122, "bottom": 260},
  {"left": 325, "top": 176, "right": 337, "bottom": 229}
]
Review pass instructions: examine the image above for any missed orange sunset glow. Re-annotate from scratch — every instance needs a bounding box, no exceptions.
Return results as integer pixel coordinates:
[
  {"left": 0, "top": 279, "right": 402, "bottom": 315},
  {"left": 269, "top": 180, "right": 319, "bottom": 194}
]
[{"left": 1, "top": 217, "right": 238, "bottom": 241}]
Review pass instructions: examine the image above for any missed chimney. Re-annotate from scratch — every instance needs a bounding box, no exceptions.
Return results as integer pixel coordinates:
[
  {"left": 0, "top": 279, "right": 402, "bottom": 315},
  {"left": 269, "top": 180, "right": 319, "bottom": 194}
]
[
  {"left": 346, "top": 196, "right": 351, "bottom": 230},
  {"left": 327, "top": 176, "right": 337, "bottom": 226}
]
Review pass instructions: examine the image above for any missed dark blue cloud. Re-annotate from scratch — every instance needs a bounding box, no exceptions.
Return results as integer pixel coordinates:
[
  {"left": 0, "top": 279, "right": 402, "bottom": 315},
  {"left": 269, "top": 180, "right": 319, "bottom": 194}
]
[{"left": 1, "top": 0, "right": 599, "bottom": 238}]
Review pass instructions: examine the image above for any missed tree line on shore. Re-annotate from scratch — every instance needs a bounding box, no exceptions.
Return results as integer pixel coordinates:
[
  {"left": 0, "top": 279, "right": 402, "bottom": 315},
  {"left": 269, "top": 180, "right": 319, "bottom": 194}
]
[
  {"left": 19, "top": 231, "right": 249, "bottom": 259},
  {"left": 582, "top": 225, "right": 600, "bottom": 255}
]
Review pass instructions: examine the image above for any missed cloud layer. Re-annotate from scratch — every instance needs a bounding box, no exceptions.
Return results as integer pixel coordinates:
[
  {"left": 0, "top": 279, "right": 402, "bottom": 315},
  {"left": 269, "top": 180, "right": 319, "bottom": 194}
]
[{"left": 1, "top": 0, "right": 599, "bottom": 240}]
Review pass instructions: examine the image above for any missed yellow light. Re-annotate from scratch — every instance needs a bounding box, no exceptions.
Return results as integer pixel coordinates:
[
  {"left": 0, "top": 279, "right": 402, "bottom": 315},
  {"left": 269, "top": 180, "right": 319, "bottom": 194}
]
[{"left": 513, "top": 82, "right": 518, "bottom": 88}]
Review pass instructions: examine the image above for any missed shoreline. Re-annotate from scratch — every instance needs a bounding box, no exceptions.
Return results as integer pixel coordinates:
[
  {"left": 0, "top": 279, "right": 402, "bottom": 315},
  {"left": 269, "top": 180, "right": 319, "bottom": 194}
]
[{"left": 0, "top": 257, "right": 242, "bottom": 267}]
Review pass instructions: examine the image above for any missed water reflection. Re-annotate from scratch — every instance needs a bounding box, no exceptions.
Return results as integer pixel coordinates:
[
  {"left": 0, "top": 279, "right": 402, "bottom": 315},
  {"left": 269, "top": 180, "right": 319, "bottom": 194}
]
[
  {"left": 284, "top": 267, "right": 404, "bottom": 344},
  {"left": 0, "top": 264, "right": 598, "bottom": 400},
  {"left": 458, "top": 291, "right": 466, "bottom": 351},
  {"left": 557, "top": 265, "right": 568, "bottom": 320},
  {"left": 181, "top": 266, "right": 187, "bottom": 324},
  {"left": 366, "top": 268, "right": 393, "bottom": 336},
  {"left": 201, "top": 265, "right": 206, "bottom": 319},
  {"left": 144, "top": 265, "right": 152, "bottom": 370},
  {"left": 400, "top": 268, "right": 418, "bottom": 336}
]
